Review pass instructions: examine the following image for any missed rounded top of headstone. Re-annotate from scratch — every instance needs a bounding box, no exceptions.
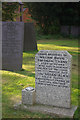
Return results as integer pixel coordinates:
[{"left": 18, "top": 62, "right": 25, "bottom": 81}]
[{"left": 25, "top": 87, "right": 34, "bottom": 91}]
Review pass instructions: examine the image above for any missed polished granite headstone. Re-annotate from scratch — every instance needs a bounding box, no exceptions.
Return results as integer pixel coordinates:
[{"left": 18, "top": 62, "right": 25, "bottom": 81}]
[
  {"left": 35, "top": 50, "right": 72, "bottom": 108},
  {"left": 2, "top": 22, "right": 24, "bottom": 71}
]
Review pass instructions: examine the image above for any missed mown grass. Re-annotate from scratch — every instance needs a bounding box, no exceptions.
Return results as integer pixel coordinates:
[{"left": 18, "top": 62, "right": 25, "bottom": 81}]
[{"left": 2, "top": 38, "right": 80, "bottom": 119}]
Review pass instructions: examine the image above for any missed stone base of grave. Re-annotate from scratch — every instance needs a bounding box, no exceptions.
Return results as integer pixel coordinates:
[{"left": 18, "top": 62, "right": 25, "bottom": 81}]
[{"left": 14, "top": 102, "right": 77, "bottom": 118}]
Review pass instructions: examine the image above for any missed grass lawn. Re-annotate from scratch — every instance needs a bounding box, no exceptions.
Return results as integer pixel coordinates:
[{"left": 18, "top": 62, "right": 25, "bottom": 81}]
[{"left": 2, "top": 37, "right": 80, "bottom": 118}]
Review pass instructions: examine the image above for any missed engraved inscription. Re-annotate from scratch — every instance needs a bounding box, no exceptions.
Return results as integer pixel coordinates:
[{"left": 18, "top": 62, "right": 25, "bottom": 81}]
[
  {"left": 35, "top": 51, "right": 71, "bottom": 88},
  {"left": 35, "top": 50, "right": 72, "bottom": 108},
  {"left": 2, "top": 22, "right": 22, "bottom": 55},
  {"left": 2, "top": 22, "right": 24, "bottom": 70},
  {"left": 7, "top": 22, "right": 15, "bottom": 40}
]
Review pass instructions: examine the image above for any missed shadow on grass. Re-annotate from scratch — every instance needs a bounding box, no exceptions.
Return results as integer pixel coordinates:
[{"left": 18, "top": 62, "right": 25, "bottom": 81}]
[{"left": 14, "top": 69, "right": 35, "bottom": 78}]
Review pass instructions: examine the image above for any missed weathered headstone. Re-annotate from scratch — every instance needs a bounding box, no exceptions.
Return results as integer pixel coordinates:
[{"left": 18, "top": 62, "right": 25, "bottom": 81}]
[
  {"left": 61, "top": 26, "right": 80, "bottom": 37},
  {"left": 2, "top": 22, "right": 24, "bottom": 71},
  {"left": 22, "top": 87, "right": 35, "bottom": 105},
  {"left": 23, "top": 23, "right": 37, "bottom": 51},
  {"left": 35, "top": 50, "right": 72, "bottom": 108},
  {"left": 20, "top": 50, "right": 77, "bottom": 118},
  {"left": 61, "top": 26, "right": 69, "bottom": 35},
  {"left": 71, "top": 26, "right": 80, "bottom": 37}
]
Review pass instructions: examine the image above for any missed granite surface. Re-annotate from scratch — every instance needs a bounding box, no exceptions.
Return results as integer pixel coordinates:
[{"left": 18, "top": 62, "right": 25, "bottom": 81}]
[
  {"left": 35, "top": 50, "right": 72, "bottom": 108},
  {"left": 2, "top": 22, "right": 24, "bottom": 70},
  {"left": 22, "top": 87, "right": 35, "bottom": 105},
  {"left": 23, "top": 23, "right": 37, "bottom": 51},
  {"left": 14, "top": 102, "right": 77, "bottom": 118}
]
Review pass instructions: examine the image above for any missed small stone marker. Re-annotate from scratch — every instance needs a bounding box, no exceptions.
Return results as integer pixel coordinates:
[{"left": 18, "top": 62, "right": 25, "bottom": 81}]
[
  {"left": 22, "top": 87, "right": 35, "bottom": 105},
  {"left": 35, "top": 50, "right": 72, "bottom": 108},
  {"left": 2, "top": 22, "right": 24, "bottom": 71}
]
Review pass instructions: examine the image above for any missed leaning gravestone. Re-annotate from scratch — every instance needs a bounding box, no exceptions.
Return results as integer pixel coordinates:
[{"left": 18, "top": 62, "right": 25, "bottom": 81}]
[
  {"left": 23, "top": 23, "right": 37, "bottom": 51},
  {"left": 35, "top": 50, "right": 71, "bottom": 108},
  {"left": 2, "top": 22, "right": 24, "bottom": 71}
]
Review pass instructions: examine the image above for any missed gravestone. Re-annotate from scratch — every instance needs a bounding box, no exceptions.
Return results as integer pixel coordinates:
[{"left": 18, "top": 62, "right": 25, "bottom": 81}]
[
  {"left": 2, "top": 22, "right": 24, "bottom": 71},
  {"left": 23, "top": 23, "right": 37, "bottom": 51},
  {"left": 20, "top": 50, "right": 77, "bottom": 118},
  {"left": 61, "top": 26, "right": 80, "bottom": 37},
  {"left": 71, "top": 26, "right": 80, "bottom": 37},
  {"left": 61, "top": 26, "right": 69, "bottom": 35},
  {"left": 35, "top": 50, "right": 72, "bottom": 108}
]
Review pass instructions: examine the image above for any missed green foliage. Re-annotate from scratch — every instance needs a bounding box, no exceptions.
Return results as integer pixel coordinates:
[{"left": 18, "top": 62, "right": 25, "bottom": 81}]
[
  {"left": 60, "top": 3, "right": 80, "bottom": 26},
  {"left": 25, "top": 3, "right": 62, "bottom": 34},
  {"left": 36, "top": 34, "right": 79, "bottom": 41},
  {"left": 0, "top": 2, "right": 2, "bottom": 21},
  {"left": 2, "top": 2, "right": 19, "bottom": 21},
  {"left": 25, "top": 2, "right": 79, "bottom": 34},
  {"left": 48, "top": 19, "right": 60, "bottom": 34}
]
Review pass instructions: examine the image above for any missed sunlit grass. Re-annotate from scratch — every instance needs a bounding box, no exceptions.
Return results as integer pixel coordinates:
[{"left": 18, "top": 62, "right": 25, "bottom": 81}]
[
  {"left": 71, "top": 88, "right": 79, "bottom": 106},
  {"left": 2, "top": 38, "right": 79, "bottom": 118},
  {"left": 38, "top": 44, "right": 79, "bottom": 53},
  {"left": 37, "top": 39, "right": 79, "bottom": 47},
  {"left": 2, "top": 70, "right": 27, "bottom": 78}
]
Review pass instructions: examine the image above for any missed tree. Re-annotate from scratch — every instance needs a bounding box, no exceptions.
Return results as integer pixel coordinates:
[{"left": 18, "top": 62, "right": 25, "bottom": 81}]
[
  {"left": 24, "top": 2, "right": 79, "bottom": 34},
  {"left": 59, "top": 3, "right": 80, "bottom": 26},
  {"left": 2, "top": 2, "right": 19, "bottom": 21},
  {"left": 25, "top": 3, "right": 62, "bottom": 34}
]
